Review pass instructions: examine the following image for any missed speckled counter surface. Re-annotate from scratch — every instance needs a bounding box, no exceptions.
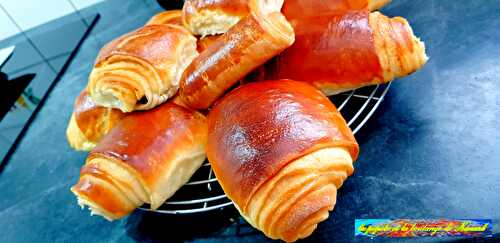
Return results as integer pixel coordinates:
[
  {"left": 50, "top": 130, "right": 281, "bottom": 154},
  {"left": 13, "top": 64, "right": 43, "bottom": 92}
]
[{"left": 0, "top": 0, "right": 499, "bottom": 242}]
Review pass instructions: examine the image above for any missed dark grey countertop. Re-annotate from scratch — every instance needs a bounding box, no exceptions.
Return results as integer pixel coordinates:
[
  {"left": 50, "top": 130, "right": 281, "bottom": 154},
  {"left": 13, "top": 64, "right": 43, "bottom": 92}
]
[{"left": 0, "top": 0, "right": 499, "bottom": 242}]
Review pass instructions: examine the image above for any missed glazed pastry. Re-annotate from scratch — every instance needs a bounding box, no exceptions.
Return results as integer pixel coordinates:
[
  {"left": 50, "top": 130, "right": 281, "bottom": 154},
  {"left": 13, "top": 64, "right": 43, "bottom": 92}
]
[
  {"left": 196, "top": 35, "right": 220, "bottom": 53},
  {"left": 282, "top": 0, "right": 391, "bottom": 20},
  {"left": 145, "top": 10, "right": 183, "bottom": 26},
  {"left": 182, "top": 0, "right": 249, "bottom": 36},
  {"left": 87, "top": 24, "right": 198, "bottom": 112},
  {"left": 71, "top": 102, "right": 207, "bottom": 220},
  {"left": 262, "top": 11, "right": 428, "bottom": 95},
  {"left": 179, "top": 0, "right": 295, "bottom": 110},
  {"left": 207, "top": 80, "right": 359, "bottom": 242},
  {"left": 66, "top": 90, "right": 125, "bottom": 151},
  {"left": 181, "top": 0, "right": 390, "bottom": 36}
]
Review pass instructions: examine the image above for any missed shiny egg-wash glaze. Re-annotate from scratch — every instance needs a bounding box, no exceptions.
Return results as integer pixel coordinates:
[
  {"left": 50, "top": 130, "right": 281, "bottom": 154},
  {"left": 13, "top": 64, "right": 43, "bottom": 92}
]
[
  {"left": 88, "top": 24, "right": 198, "bottom": 112},
  {"left": 66, "top": 90, "right": 125, "bottom": 151},
  {"left": 179, "top": 9, "right": 294, "bottom": 110},
  {"left": 282, "top": 0, "right": 391, "bottom": 19},
  {"left": 207, "top": 80, "right": 359, "bottom": 241},
  {"left": 275, "top": 11, "right": 383, "bottom": 90},
  {"left": 182, "top": 0, "right": 391, "bottom": 36},
  {"left": 71, "top": 102, "right": 207, "bottom": 220},
  {"left": 196, "top": 35, "right": 220, "bottom": 53},
  {"left": 262, "top": 10, "right": 427, "bottom": 95}
]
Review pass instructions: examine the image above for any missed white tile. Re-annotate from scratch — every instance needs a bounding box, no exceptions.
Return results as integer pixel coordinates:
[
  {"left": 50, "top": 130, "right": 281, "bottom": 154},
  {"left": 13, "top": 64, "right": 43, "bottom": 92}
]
[
  {"left": 1, "top": 0, "right": 74, "bottom": 32},
  {"left": 0, "top": 7, "right": 20, "bottom": 41},
  {"left": 68, "top": 0, "right": 104, "bottom": 10}
]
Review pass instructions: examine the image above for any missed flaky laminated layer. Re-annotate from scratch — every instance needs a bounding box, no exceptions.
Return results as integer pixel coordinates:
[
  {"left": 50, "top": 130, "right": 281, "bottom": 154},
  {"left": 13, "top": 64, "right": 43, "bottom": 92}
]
[
  {"left": 207, "top": 80, "right": 359, "bottom": 242},
  {"left": 71, "top": 102, "right": 208, "bottom": 220},
  {"left": 88, "top": 24, "right": 198, "bottom": 112},
  {"left": 244, "top": 147, "right": 354, "bottom": 242},
  {"left": 207, "top": 80, "right": 358, "bottom": 213},
  {"left": 66, "top": 114, "right": 96, "bottom": 151},
  {"left": 66, "top": 90, "right": 125, "bottom": 151},
  {"left": 370, "top": 11, "right": 428, "bottom": 82},
  {"left": 182, "top": 0, "right": 250, "bottom": 36}
]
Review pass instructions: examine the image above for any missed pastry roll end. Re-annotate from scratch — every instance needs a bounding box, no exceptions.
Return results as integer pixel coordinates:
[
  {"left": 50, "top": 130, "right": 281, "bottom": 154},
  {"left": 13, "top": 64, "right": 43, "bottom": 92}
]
[
  {"left": 71, "top": 170, "right": 140, "bottom": 221},
  {"left": 248, "top": 0, "right": 284, "bottom": 16},
  {"left": 88, "top": 24, "right": 198, "bottom": 112},
  {"left": 243, "top": 147, "right": 354, "bottom": 242},
  {"left": 66, "top": 90, "right": 125, "bottom": 151},
  {"left": 313, "top": 11, "right": 428, "bottom": 96},
  {"left": 207, "top": 80, "right": 358, "bottom": 241},
  {"left": 71, "top": 102, "right": 208, "bottom": 220},
  {"left": 182, "top": 0, "right": 250, "bottom": 36},
  {"left": 66, "top": 114, "right": 96, "bottom": 151},
  {"left": 371, "top": 11, "right": 428, "bottom": 82},
  {"left": 180, "top": 8, "right": 294, "bottom": 109},
  {"left": 254, "top": 0, "right": 294, "bottom": 48}
]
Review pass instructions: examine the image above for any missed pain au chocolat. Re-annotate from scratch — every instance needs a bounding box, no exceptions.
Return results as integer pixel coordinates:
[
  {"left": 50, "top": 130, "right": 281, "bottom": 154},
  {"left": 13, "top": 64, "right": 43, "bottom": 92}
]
[
  {"left": 262, "top": 10, "right": 428, "bottom": 95},
  {"left": 87, "top": 24, "right": 198, "bottom": 112},
  {"left": 71, "top": 101, "right": 207, "bottom": 220},
  {"left": 207, "top": 80, "right": 359, "bottom": 242},
  {"left": 179, "top": 0, "right": 295, "bottom": 110}
]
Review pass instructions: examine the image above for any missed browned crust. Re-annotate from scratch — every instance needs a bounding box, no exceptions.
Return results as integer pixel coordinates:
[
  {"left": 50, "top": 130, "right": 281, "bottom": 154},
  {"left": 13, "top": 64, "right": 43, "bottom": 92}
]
[
  {"left": 88, "top": 102, "right": 207, "bottom": 189},
  {"left": 282, "top": 0, "right": 391, "bottom": 20},
  {"left": 87, "top": 24, "right": 198, "bottom": 112},
  {"left": 196, "top": 35, "right": 220, "bottom": 53},
  {"left": 179, "top": 11, "right": 294, "bottom": 110},
  {"left": 71, "top": 175, "right": 134, "bottom": 219},
  {"left": 94, "top": 24, "right": 193, "bottom": 71},
  {"left": 207, "top": 80, "right": 359, "bottom": 210},
  {"left": 73, "top": 90, "right": 125, "bottom": 143}
]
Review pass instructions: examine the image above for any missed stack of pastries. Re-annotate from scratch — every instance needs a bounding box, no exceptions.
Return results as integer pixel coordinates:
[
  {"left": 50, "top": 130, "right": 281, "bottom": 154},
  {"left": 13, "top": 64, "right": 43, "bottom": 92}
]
[{"left": 67, "top": 0, "right": 427, "bottom": 241}]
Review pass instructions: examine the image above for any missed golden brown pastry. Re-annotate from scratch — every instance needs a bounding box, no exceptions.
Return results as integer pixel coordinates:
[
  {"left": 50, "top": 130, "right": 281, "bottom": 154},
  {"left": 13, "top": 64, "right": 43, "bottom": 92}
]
[
  {"left": 145, "top": 10, "right": 183, "bottom": 26},
  {"left": 282, "top": 0, "right": 391, "bottom": 20},
  {"left": 260, "top": 11, "right": 428, "bottom": 95},
  {"left": 66, "top": 90, "right": 125, "bottom": 151},
  {"left": 179, "top": 0, "right": 295, "bottom": 110},
  {"left": 87, "top": 24, "right": 198, "bottom": 112},
  {"left": 207, "top": 80, "right": 359, "bottom": 242},
  {"left": 71, "top": 102, "right": 207, "bottom": 220},
  {"left": 182, "top": 0, "right": 250, "bottom": 36},
  {"left": 181, "top": 0, "right": 390, "bottom": 36},
  {"left": 196, "top": 35, "right": 220, "bottom": 53}
]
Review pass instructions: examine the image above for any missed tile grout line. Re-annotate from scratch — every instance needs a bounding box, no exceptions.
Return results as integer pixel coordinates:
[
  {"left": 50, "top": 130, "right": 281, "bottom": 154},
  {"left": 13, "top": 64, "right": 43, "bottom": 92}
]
[
  {"left": 0, "top": 3, "right": 57, "bottom": 73},
  {"left": 67, "top": 0, "right": 90, "bottom": 27}
]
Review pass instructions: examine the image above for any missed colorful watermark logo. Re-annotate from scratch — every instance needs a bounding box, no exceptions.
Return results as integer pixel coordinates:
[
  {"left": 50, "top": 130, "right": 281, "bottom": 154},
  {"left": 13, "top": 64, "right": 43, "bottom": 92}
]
[{"left": 355, "top": 219, "right": 492, "bottom": 238}]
